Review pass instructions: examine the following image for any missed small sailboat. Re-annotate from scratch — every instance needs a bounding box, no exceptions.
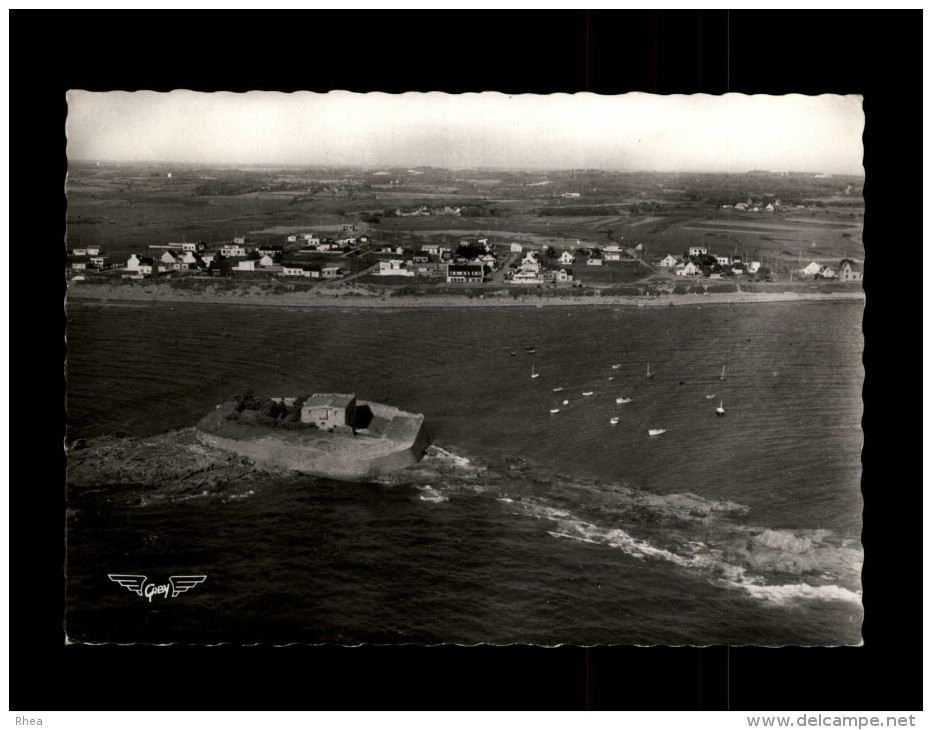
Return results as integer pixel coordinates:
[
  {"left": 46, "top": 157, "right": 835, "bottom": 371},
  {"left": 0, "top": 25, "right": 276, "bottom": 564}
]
[
  {"left": 611, "top": 363, "right": 621, "bottom": 370},
  {"left": 648, "top": 428, "right": 667, "bottom": 437},
  {"left": 610, "top": 416, "right": 620, "bottom": 425},
  {"left": 531, "top": 365, "right": 540, "bottom": 379},
  {"left": 705, "top": 394, "right": 716, "bottom": 399},
  {"left": 646, "top": 363, "right": 654, "bottom": 379},
  {"left": 616, "top": 396, "right": 632, "bottom": 404},
  {"left": 716, "top": 400, "right": 726, "bottom": 416},
  {"left": 719, "top": 364, "right": 726, "bottom": 381},
  {"left": 550, "top": 408, "right": 560, "bottom": 414},
  {"left": 582, "top": 391, "right": 594, "bottom": 397},
  {"left": 552, "top": 387, "right": 564, "bottom": 393}
]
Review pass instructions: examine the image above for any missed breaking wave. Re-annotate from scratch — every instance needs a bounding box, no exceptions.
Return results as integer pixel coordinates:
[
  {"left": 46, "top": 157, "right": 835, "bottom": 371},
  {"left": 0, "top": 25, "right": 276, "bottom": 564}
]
[{"left": 400, "top": 444, "right": 863, "bottom": 606}]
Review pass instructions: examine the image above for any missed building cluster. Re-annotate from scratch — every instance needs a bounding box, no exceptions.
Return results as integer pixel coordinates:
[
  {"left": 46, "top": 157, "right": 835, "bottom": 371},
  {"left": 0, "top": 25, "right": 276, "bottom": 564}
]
[
  {"left": 724, "top": 198, "right": 785, "bottom": 213},
  {"left": 658, "top": 246, "right": 763, "bottom": 279},
  {"left": 582, "top": 243, "right": 641, "bottom": 266},
  {"left": 67, "top": 245, "right": 111, "bottom": 276},
  {"left": 505, "top": 250, "right": 573, "bottom": 285},
  {"left": 115, "top": 230, "right": 367, "bottom": 280},
  {"left": 375, "top": 237, "right": 497, "bottom": 283},
  {"left": 798, "top": 259, "right": 863, "bottom": 281}
]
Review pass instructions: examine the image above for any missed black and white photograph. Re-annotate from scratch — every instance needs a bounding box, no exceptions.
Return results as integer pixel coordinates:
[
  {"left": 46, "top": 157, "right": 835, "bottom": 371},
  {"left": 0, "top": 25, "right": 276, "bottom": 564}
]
[{"left": 63, "top": 89, "right": 866, "bottom": 648}]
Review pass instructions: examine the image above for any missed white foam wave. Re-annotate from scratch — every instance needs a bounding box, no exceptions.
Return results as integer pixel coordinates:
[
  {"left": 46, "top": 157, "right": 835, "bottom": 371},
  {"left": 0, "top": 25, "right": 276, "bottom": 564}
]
[
  {"left": 424, "top": 445, "right": 473, "bottom": 468},
  {"left": 417, "top": 485, "right": 448, "bottom": 503},
  {"left": 516, "top": 497, "right": 858, "bottom": 606},
  {"left": 737, "top": 581, "right": 863, "bottom": 606}
]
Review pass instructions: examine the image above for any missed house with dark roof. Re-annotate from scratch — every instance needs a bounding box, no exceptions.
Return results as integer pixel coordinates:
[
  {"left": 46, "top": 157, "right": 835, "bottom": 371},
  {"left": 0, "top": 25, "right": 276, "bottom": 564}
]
[
  {"left": 447, "top": 263, "right": 485, "bottom": 283},
  {"left": 838, "top": 260, "right": 863, "bottom": 281}
]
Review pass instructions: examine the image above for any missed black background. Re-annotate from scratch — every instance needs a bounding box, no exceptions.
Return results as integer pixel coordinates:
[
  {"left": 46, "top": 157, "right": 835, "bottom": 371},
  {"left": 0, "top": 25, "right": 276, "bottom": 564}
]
[{"left": 11, "top": 9, "right": 920, "bottom": 710}]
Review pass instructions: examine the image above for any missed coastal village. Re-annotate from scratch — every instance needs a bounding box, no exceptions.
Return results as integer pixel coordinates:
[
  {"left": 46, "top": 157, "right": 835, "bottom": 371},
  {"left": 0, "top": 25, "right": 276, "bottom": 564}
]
[{"left": 68, "top": 223, "right": 863, "bottom": 288}]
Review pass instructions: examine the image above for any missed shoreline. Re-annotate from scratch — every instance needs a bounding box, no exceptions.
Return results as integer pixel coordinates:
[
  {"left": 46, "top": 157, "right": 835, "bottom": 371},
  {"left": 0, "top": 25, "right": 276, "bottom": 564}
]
[{"left": 67, "top": 282, "right": 865, "bottom": 310}]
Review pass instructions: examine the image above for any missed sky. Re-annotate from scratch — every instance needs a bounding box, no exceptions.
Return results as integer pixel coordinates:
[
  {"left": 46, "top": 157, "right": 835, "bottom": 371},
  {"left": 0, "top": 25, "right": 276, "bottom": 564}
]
[{"left": 66, "top": 90, "right": 864, "bottom": 175}]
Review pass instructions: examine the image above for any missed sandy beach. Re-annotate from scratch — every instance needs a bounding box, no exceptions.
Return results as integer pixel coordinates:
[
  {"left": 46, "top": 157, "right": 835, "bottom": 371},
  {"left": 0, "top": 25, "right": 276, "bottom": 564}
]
[{"left": 67, "top": 281, "right": 865, "bottom": 310}]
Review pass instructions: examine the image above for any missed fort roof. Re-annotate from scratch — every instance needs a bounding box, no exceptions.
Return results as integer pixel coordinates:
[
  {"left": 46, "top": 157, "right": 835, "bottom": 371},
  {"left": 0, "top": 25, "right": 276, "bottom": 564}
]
[{"left": 304, "top": 393, "right": 356, "bottom": 409}]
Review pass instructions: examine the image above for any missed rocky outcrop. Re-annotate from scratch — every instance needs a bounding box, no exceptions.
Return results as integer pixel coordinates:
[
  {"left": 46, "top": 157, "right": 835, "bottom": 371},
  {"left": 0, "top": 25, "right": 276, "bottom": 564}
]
[{"left": 195, "top": 400, "right": 428, "bottom": 482}]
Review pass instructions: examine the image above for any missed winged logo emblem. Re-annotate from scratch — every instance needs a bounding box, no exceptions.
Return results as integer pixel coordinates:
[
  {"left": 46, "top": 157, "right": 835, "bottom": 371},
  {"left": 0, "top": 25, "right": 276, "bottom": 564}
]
[
  {"left": 107, "top": 574, "right": 147, "bottom": 596},
  {"left": 108, "top": 574, "right": 207, "bottom": 601},
  {"left": 169, "top": 575, "right": 208, "bottom": 597}
]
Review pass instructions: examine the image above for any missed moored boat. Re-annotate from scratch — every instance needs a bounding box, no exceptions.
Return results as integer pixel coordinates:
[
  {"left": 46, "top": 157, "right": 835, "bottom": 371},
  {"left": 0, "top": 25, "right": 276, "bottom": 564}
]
[
  {"left": 648, "top": 428, "right": 666, "bottom": 436},
  {"left": 616, "top": 397, "right": 632, "bottom": 404}
]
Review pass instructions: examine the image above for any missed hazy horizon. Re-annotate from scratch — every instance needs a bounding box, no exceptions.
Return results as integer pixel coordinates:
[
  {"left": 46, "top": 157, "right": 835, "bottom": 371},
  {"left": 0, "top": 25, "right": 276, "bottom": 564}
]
[{"left": 66, "top": 90, "right": 865, "bottom": 175}]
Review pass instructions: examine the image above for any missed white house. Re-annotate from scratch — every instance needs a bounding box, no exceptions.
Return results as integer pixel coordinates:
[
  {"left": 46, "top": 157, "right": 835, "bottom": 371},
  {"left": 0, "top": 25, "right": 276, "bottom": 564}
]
[
  {"left": 126, "top": 255, "right": 154, "bottom": 275},
  {"left": 801, "top": 261, "right": 823, "bottom": 276},
  {"left": 169, "top": 242, "right": 203, "bottom": 252},
  {"left": 522, "top": 251, "right": 539, "bottom": 265},
  {"left": 587, "top": 256, "right": 603, "bottom": 266},
  {"left": 220, "top": 244, "right": 247, "bottom": 257},
  {"left": 378, "top": 259, "right": 413, "bottom": 276},
  {"left": 674, "top": 261, "right": 700, "bottom": 277},
  {"left": 509, "top": 243, "right": 523, "bottom": 253},
  {"left": 89, "top": 256, "right": 110, "bottom": 269},
  {"left": 658, "top": 254, "right": 679, "bottom": 268},
  {"left": 200, "top": 254, "right": 216, "bottom": 268},
  {"left": 734, "top": 203, "right": 748, "bottom": 211},
  {"left": 234, "top": 259, "right": 257, "bottom": 272},
  {"left": 818, "top": 265, "right": 836, "bottom": 279},
  {"left": 287, "top": 235, "right": 297, "bottom": 242},
  {"left": 179, "top": 251, "right": 203, "bottom": 270},
  {"left": 281, "top": 264, "right": 319, "bottom": 278},
  {"left": 512, "top": 270, "right": 545, "bottom": 285},
  {"left": 715, "top": 255, "right": 731, "bottom": 266},
  {"left": 556, "top": 268, "right": 573, "bottom": 283},
  {"left": 765, "top": 203, "right": 775, "bottom": 212},
  {"left": 603, "top": 251, "right": 622, "bottom": 261},
  {"left": 258, "top": 255, "right": 275, "bottom": 267},
  {"left": 233, "top": 236, "right": 247, "bottom": 245},
  {"left": 747, "top": 261, "right": 761, "bottom": 274},
  {"left": 559, "top": 251, "right": 575, "bottom": 265},
  {"left": 71, "top": 248, "right": 88, "bottom": 257},
  {"left": 86, "top": 246, "right": 101, "bottom": 256},
  {"left": 321, "top": 266, "right": 342, "bottom": 279},
  {"left": 688, "top": 246, "right": 708, "bottom": 256}
]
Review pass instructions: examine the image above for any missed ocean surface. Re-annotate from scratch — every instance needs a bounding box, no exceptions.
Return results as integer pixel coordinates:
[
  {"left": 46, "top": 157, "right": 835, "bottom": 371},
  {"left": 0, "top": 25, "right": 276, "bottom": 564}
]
[{"left": 65, "top": 299, "right": 864, "bottom": 645}]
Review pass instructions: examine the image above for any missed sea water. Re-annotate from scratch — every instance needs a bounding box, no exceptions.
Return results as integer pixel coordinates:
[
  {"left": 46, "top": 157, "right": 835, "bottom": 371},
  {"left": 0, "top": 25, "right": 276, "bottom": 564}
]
[{"left": 65, "top": 300, "right": 864, "bottom": 645}]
